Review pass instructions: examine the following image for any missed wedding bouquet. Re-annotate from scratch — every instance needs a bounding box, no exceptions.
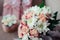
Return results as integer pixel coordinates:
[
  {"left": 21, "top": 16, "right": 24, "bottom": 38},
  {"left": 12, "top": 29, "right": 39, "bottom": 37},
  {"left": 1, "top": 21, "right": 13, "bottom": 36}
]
[
  {"left": 18, "top": 5, "right": 51, "bottom": 40},
  {"left": 2, "top": 14, "right": 18, "bottom": 32}
]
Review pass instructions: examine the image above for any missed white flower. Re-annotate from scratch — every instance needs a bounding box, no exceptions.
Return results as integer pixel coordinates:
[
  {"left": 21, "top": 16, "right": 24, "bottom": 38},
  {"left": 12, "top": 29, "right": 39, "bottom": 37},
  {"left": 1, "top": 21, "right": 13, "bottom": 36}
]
[
  {"left": 30, "top": 6, "right": 41, "bottom": 15},
  {"left": 1, "top": 14, "right": 17, "bottom": 27},
  {"left": 22, "top": 33, "right": 29, "bottom": 40},
  {"left": 13, "top": 20, "right": 17, "bottom": 24},
  {"left": 41, "top": 6, "right": 51, "bottom": 14},
  {"left": 24, "top": 5, "right": 41, "bottom": 15},
  {"left": 27, "top": 14, "right": 37, "bottom": 29},
  {"left": 36, "top": 21, "right": 49, "bottom": 33}
]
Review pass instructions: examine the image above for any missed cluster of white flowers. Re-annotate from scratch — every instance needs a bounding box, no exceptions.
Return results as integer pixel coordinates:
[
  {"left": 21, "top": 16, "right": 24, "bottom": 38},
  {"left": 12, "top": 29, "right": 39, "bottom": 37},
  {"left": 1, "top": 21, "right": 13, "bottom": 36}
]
[
  {"left": 24, "top": 5, "right": 51, "bottom": 15},
  {"left": 22, "top": 5, "right": 51, "bottom": 34},
  {"left": 34, "top": 20, "right": 49, "bottom": 33},
  {"left": 2, "top": 14, "right": 17, "bottom": 27},
  {"left": 41, "top": 6, "right": 51, "bottom": 14},
  {"left": 24, "top": 6, "right": 41, "bottom": 15}
]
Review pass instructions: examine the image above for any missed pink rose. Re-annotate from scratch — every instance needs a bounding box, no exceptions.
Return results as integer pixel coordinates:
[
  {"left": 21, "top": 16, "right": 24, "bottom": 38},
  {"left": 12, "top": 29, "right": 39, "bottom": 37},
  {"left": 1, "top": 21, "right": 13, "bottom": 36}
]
[
  {"left": 20, "top": 20, "right": 26, "bottom": 26},
  {"left": 25, "top": 12, "right": 33, "bottom": 19},
  {"left": 20, "top": 21, "right": 29, "bottom": 34},
  {"left": 30, "top": 29, "right": 39, "bottom": 37},
  {"left": 19, "top": 32, "right": 24, "bottom": 38},
  {"left": 21, "top": 25, "right": 29, "bottom": 34},
  {"left": 38, "top": 13, "right": 47, "bottom": 22},
  {"left": 18, "top": 21, "right": 29, "bottom": 38}
]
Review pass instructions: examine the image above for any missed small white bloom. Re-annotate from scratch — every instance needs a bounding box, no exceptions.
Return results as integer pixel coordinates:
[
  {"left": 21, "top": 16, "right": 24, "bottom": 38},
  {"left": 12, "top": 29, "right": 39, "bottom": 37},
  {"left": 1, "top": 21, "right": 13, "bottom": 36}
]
[
  {"left": 22, "top": 34, "right": 29, "bottom": 40},
  {"left": 1, "top": 14, "right": 17, "bottom": 27},
  {"left": 13, "top": 21, "right": 17, "bottom": 24},
  {"left": 41, "top": 6, "right": 51, "bottom": 14},
  {"left": 24, "top": 5, "right": 41, "bottom": 16},
  {"left": 8, "top": 22, "right": 13, "bottom": 27}
]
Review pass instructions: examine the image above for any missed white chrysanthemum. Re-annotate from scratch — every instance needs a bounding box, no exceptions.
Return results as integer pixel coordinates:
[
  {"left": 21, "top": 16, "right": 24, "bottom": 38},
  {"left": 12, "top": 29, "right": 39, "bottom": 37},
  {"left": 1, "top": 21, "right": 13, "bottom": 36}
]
[
  {"left": 22, "top": 33, "right": 29, "bottom": 40},
  {"left": 27, "top": 15, "right": 37, "bottom": 29},
  {"left": 42, "top": 22, "right": 49, "bottom": 32},
  {"left": 24, "top": 5, "right": 41, "bottom": 15},
  {"left": 36, "top": 21, "right": 49, "bottom": 33},
  {"left": 30, "top": 6, "right": 41, "bottom": 15},
  {"left": 41, "top": 6, "right": 51, "bottom": 14}
]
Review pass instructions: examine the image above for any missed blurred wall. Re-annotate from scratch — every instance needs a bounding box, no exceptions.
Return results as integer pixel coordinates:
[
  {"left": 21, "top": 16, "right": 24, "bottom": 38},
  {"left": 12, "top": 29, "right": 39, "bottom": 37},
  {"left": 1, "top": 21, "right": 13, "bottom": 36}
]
[
  {"left": 45, "top": 0, "right": 60, "bottom": 19},
  {"left": 0, "top": 0, "right": 3, "bottom": 16}
]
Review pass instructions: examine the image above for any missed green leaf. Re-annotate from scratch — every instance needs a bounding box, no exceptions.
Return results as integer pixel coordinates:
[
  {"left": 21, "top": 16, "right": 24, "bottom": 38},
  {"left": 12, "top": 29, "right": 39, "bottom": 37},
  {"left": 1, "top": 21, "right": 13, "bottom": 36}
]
[
  {"left": 38, "top": 0, "right": 45, "bottom": 8},
  {"left": 53, "top": 11, "right": 58, "bottom": 20},
  {"left": 48, "top": 25, "right": 55, "bottom": 30},
  {"left": 48, "top": 11, "right": 60, "bottom": 30}
]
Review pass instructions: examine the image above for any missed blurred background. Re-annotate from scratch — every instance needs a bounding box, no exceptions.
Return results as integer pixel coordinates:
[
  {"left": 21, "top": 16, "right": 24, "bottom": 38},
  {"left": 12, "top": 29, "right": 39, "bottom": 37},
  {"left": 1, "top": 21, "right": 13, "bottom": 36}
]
[
  {"left": 0, "top": 0, "right": 60, "bottom": 40},
  {"left": 45, "top": 0, "right": 60, "bottom": 20}
]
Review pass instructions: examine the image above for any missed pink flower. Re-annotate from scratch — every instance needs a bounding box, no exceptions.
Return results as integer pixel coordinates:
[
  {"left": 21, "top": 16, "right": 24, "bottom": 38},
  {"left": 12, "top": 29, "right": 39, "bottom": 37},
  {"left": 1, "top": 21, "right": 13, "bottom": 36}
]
[
  {"left": 18, "top": 21, "right": 29, "bottom": 38},
  {"left": 21, "top": 25, "right": 29, "bottom": 34},
  {"left": 30, "top": 29, "right": 39, "bottom": 37},
  {"left": 25, "top": 12, "right": 33, "bottom": 19},
  {"left": 38, "top": 13, "right": 47, "bottom": 22},
  {"left": 20, "top": 20, "right": 26, "bottom": 26},
  {"left": 20, "top": 21, "right": 29, "bottom": 34},
  {"left": 19, "top": 32, "right": 24, "bottom": 38}
]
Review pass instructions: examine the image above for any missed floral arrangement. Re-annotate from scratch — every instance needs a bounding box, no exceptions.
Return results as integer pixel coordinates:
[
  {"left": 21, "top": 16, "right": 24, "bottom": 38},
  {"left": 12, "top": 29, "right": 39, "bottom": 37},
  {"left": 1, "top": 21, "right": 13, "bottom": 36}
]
[
  {"left": 2, "top": 14, "right": 17, "bottom": 27},
  {"left": 18, "top": 5, "right": 52, "bottom": 40}
]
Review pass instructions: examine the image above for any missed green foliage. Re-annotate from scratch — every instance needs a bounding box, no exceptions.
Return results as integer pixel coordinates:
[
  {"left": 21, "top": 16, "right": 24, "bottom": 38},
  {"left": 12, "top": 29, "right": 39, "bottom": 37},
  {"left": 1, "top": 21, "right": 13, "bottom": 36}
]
[
  {"left": 53, "top": 12, "right": 58, "bottom": 20},
  {"left": 38, "top": 0, "right": 45, "bottom": 8},
  {"left": 48, "top": 11, "right": 60, "bottom": 30}
]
